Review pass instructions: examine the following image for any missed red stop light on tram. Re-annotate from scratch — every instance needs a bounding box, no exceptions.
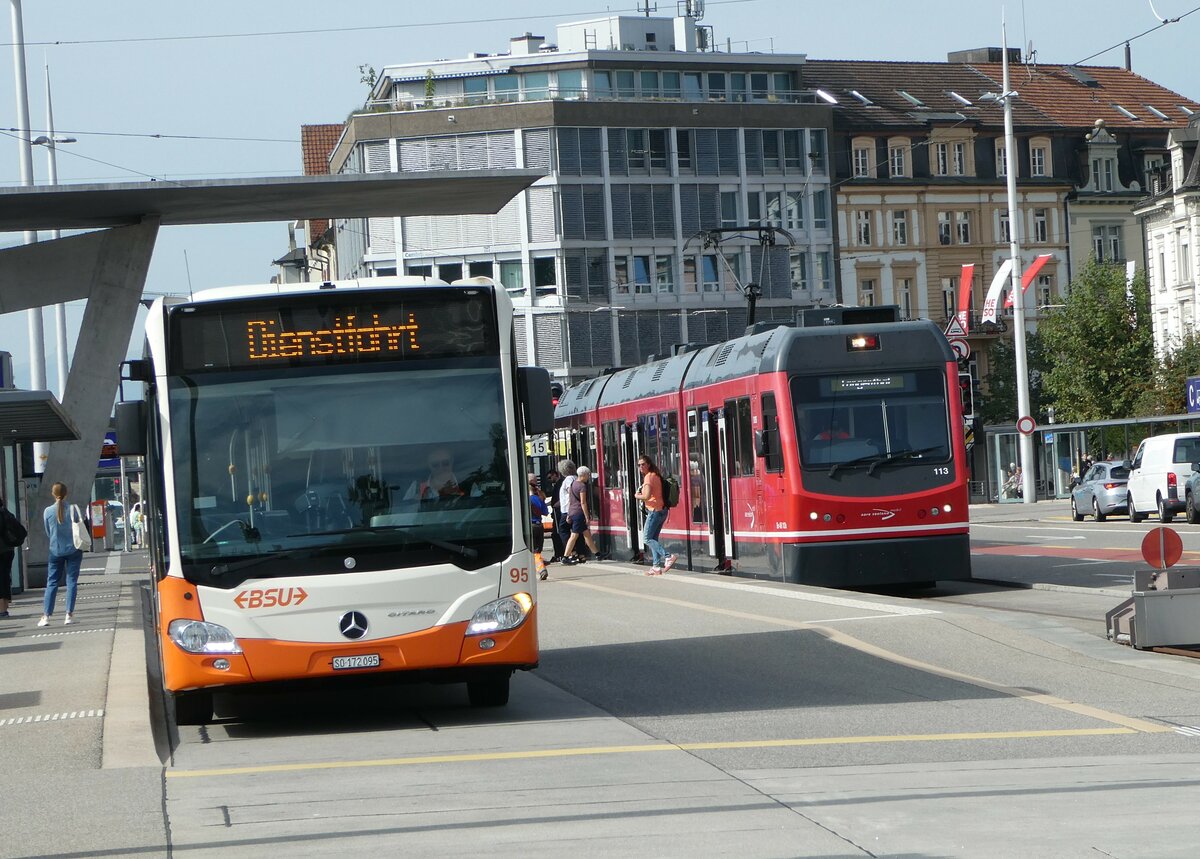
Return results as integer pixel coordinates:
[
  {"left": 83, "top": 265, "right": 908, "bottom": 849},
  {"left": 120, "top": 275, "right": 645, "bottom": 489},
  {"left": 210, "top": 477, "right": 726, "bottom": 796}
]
[{"left": 958, "top": 372, "right": 974, "bottom": 420}]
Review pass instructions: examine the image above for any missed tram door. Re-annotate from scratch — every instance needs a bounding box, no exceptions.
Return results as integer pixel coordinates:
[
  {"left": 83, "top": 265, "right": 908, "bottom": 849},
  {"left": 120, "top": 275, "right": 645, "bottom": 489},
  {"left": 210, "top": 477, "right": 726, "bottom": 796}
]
[
  {"left": 694, "top": 407, "right": 733, "bottom": 566},
  {"left": 618, "top": 421, "right": 643, "bottom": 556}
]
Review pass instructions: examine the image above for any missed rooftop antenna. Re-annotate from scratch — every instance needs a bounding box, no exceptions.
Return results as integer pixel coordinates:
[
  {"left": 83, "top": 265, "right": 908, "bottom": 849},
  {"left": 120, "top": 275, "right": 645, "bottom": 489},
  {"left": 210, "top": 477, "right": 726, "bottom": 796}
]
[{"left": 637, "top": 0, "right": 656, "bottom": 17}]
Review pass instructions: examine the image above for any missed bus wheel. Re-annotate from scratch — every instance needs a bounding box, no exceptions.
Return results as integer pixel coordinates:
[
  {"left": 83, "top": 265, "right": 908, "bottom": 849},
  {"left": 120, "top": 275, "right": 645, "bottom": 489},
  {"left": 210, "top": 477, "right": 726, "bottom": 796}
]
[
  {"left": 172, "top": 690, "right": 213, "bottom": 726},
  {"left": 467, "top": 672, "right": 511, "bottom": 707}
]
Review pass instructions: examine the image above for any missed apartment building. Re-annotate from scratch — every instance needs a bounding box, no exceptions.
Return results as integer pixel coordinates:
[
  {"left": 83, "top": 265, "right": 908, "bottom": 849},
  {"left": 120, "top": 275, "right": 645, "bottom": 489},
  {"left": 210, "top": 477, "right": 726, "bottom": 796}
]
[
  {"left": 799, "top": 52, "right": 1198, "bottom": 383},
  {"left": 325, "top": 12, "right": 836, "bottom": 381},
  {"left": 1135, "top": 117, "right": 1200, "bottom": 355}
]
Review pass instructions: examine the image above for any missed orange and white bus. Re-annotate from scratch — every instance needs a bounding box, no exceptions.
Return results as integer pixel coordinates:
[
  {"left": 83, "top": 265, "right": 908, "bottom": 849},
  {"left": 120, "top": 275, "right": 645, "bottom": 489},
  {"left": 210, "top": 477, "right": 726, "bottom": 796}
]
[{"left": 117, "top": 277, "right": 552, "bottom": 724}]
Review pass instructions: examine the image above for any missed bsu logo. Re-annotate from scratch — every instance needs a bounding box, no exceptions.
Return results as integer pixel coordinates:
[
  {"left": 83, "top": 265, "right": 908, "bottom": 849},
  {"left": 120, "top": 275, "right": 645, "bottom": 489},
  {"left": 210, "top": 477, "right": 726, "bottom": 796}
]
[{"left": 233, "top": 587, "right": 309, "bottom": 609}]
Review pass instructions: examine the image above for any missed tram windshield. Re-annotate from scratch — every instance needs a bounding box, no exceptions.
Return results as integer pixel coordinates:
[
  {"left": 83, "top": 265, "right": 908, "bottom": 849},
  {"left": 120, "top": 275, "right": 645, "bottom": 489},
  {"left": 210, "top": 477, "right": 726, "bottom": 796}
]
[
  {"left": 792, "top": 369, "right": 951, "bottom": 472},
  {"left": 167, "top": 362, "right": 511, "bottom": 586}
]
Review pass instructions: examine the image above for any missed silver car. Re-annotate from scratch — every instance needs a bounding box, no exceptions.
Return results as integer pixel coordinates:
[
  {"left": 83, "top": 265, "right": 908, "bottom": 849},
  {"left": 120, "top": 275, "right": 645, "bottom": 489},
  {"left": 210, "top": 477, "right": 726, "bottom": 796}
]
[{"left": 1071, "top": 461, "right": 1130, "bottom": 521}]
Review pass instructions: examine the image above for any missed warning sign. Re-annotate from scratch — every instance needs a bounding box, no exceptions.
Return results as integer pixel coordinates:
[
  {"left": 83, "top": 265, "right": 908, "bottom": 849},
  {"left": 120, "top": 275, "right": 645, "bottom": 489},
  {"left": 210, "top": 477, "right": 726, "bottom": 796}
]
[{"left": 944, "top": 317, "right": 967, "bottom": 337}]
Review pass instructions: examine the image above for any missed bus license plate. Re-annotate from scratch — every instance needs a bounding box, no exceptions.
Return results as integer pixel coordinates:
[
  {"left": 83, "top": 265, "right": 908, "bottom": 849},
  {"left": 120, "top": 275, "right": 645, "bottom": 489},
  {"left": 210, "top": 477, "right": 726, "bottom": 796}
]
[{"left": 332, "top": 654, "right": 380, "bottom": 670}]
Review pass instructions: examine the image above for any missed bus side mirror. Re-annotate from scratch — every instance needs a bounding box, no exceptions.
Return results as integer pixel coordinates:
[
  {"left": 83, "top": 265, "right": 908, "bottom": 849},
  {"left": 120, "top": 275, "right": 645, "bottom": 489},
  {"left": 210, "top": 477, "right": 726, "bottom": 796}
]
[
  {"left": 115, "top": 400, "right": 147, "bottom": 457},
  {"left": 754, "top": 429, "right": 767, "bottom": 458},
  {"left": 518, "top": 366, "right": 554, "bottom": 436}
]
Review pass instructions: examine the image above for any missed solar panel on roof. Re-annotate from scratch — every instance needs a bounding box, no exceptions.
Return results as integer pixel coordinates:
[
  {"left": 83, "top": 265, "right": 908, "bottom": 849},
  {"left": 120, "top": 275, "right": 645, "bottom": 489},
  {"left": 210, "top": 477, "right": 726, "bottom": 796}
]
[{"left": 1063, "top": 66, "right": 1099, "bottom": 87}]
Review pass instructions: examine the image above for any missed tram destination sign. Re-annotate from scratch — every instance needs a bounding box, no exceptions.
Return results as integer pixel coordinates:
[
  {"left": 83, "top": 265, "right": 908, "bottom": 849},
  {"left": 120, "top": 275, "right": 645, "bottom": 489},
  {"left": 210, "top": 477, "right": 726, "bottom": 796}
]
[{"left": 169, "top": 289, "right": 498, "bottom": 373}]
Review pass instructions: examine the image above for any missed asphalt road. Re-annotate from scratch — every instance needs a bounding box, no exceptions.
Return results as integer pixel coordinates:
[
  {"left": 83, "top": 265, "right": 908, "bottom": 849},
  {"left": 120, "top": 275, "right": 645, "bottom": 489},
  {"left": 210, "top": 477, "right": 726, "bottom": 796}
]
[{"left": 8, "top": 506, "right": 1200, "bottom": 858}]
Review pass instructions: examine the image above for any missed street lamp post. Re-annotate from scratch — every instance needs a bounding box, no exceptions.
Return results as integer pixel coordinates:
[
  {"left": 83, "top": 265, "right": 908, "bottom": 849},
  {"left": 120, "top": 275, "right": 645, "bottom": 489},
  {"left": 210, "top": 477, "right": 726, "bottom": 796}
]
[
  {"left": 33, "top": 64, "right": 77, "bottom": 402},
  {"left": 1000, "top": 23, "right": 1036, "bottom": 504}
]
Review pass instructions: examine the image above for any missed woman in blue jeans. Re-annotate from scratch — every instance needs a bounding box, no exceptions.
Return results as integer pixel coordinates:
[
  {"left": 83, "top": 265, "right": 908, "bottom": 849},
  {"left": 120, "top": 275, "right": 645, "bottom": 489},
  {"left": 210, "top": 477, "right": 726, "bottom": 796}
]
[
  {"left": 39, "top": 482, "right": 84, "bottom": 627},
  {"left": 634, "top": 455, "right": 676, "bottom": 575}
]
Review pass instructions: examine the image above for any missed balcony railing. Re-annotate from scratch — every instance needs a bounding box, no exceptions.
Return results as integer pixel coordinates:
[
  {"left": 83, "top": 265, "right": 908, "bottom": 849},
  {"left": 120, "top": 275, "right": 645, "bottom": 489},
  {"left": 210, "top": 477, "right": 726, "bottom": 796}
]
[{"left": 358, "top": 87, "right": 822, "bottom": 115}]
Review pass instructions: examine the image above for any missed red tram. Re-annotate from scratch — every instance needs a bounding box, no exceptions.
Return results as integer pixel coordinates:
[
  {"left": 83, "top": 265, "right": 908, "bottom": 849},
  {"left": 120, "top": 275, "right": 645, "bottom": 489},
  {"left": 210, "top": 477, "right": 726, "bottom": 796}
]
[{"left": 553, "top": 316, "right": 971, "bottom": 588}]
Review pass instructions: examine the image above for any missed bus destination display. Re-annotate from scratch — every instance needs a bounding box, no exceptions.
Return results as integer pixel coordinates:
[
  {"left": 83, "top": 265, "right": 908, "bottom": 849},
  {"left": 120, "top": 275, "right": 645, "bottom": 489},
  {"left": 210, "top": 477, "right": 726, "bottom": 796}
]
[{"left": 169, "top": 291, "right": 498, "bottom": 372}]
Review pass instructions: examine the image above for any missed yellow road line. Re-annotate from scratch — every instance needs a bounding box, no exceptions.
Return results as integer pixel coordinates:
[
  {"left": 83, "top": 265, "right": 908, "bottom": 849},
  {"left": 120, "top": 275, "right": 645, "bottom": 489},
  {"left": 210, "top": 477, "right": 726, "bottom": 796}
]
[
  {"left": 564, "top": 579, "right": 1173, "bottom": 735},
  {"left": 166, "top": 727, "right": 1136, "bottom": 779}
]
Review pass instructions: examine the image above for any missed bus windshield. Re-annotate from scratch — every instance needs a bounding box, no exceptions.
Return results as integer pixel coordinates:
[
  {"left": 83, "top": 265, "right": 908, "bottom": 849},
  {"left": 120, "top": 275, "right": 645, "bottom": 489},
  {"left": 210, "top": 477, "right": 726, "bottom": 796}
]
[
  {"left": 168, "top": 362, "right": 512, "bottom": 586},
  {"left": 792, "top": 369, "right": 951, "bottom": 471}
]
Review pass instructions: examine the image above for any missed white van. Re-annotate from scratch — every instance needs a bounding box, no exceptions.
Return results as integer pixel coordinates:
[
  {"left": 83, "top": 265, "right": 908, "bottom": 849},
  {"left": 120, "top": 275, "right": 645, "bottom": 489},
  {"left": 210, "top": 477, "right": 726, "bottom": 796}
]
[{"left": 1126, "top": 432, "right": 1200, "bottom": 522}]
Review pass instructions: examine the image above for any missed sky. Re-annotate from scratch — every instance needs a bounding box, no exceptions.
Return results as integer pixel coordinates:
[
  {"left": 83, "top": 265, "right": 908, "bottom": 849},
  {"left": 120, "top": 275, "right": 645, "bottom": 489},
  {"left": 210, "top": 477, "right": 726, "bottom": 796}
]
[{"left": 0, "top": 0, "right": 1196, "bottom": 391}]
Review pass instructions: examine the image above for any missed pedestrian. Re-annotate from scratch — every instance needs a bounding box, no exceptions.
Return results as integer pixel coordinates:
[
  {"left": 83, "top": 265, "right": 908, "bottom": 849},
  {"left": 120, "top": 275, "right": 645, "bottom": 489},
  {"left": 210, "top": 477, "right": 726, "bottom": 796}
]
[
  {"left": 561, "top": 466, "right": 601, "bottom": 565},
  {"left": 129, "top": 500, "right": 144, "bottom": 549},
  {"left": 555, "top": 458, "right": 577, "bottom": 560},
  {"left": 545, "top": 467, "right": 566, "bottom": 561},
  {"left": 634, "top": 455, "right": 677, "bottom": 575},
  {"left": 1, "top": 495, "right": 29, "bottom": 618},
  {"left": 528, "top": 473, "right": 549, "bottom": 581},
  {"left": 39, "top": 482, "right": 86, "bottom": 627}
]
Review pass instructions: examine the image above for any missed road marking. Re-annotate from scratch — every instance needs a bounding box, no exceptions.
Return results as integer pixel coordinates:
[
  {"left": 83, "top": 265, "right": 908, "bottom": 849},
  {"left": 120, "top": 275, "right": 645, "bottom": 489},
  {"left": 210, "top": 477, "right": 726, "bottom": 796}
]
[
  {"left": 635, "top": 574, "right": 940, "bottom": 616},
  {"left": 165, "top": 727, "right": 1138, "bottom": 779},
  {"left": 31, "top": 628, "right": 117, "bottom": 638},
  {"left": 1051, "top": 560, "right": 1112, "bottom": 568},
  {"left": 564, "top": 579, "right": 1172, "bottom": 735},
  {"left": 0, "top": 709, "right": 104, "bottom": 728}
]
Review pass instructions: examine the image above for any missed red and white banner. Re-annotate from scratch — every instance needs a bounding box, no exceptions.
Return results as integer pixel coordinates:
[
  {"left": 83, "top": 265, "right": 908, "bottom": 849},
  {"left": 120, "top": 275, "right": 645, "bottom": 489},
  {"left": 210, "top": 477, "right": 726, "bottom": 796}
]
[
  {"left": 980, "top": 260, "right": 1013, "bottom": 324},
  {"left": 1003, "top": 254, "right": 1054, "bottom": 309},
  {"left": 956, "top": 264, "right": 974, "bottom": 333}
]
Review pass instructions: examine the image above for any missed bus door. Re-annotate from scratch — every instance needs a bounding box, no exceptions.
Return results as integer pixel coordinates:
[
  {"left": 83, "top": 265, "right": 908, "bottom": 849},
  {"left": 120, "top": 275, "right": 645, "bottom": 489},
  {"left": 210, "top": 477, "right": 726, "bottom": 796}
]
[{"left": 618, "top": 421, "right": 643, "bottom": 555}]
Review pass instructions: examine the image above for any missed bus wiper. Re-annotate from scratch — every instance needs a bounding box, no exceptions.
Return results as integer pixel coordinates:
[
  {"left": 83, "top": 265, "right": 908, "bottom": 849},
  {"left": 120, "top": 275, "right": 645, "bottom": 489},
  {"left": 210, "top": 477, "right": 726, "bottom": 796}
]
[
  {"left": 828, "top": 453, "right": 884, "bottom": 478},
  {"left": 209, "top": 547, "right": 316, "bottom": 578},
  {"left": 299, "top": 525, "right": 480, "bottom": 560},
  {"left": 866, "top": 446, "right": 943, "bottom": 476}
]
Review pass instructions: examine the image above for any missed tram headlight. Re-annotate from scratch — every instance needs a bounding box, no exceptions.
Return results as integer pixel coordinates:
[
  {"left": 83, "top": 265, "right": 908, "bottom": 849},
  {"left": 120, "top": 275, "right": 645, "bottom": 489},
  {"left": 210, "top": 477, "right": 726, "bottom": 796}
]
[
  {"left": 168, "top": 619, "right": 243, "bottom": 654},
  {"left": 467, "top": 593, "right": 533, "bottom": 635}
]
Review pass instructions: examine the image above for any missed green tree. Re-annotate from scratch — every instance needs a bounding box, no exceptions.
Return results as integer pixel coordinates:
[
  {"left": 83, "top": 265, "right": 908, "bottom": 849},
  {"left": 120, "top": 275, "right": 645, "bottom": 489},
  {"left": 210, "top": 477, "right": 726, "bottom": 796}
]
[
  {"left": 1038, "top": 260, "right": 1153, "bottom": 421},
  {"left": 1135, "top": 333, "right": 1200, "bottom": 415},
  {"left": 424, "top": 69, "right": 435, "bottom": 107},
  {"left": 980, "top": 331, "right": 1051, "bottom": 425},
  {"left": 358, "top": 64, "right": 377, "bottom": 92}
]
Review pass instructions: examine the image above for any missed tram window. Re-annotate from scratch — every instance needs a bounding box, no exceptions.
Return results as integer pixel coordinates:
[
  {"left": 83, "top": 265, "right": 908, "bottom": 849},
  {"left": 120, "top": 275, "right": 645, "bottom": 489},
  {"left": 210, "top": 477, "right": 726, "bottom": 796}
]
[
  {"left": 725, "top": 397, "right": 755, "bottom": 477},
  {"left": 761, "top": 392, "right": 783, "bottom": 473},
  {"left": 601, "top": 421, "right": 620, "bottom": 486},
  {"left": 664, "top": 412, "right": 680, "bottom": 479}
]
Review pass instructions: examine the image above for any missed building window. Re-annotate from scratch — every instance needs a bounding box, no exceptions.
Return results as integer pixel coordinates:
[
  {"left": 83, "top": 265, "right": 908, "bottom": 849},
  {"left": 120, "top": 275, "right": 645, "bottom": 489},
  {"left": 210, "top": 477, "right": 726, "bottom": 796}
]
[
  {"left": 785, "top": 192, "right": 803, "bottom": 230},
  {"left": 764, "top": 191, "right": 783, "bottom": 227},
  {"left": 999, "top": 212, "right": 1011, "bottom": 244},
  {"left": 856, "top": 210, "right": 871, "bottom": 246},
  {"left": 814, "top": 251, "right": 833, "bottom": 292},
  {"left": 721, "top": 191, "right": 738, "bottom": 228},
  {"left": 499, "top": 260, "right": 524, "bottom": 295},
  {"left": 555, "top": 69, "right": 583, "bottom": 99},
  {"left": 1099, "top": 224, "right": 1123, "bottom": 261},
  {"left": 898, "top": 277, "right": 913, "bottom": 318},
  {"left": 662, "top": 71, "right": 681, "bottom": 99},
  {"left": 1092, "top": 157, "right": 1116, "bottom": 191},
  {"left": 790, "top": 251, "right": 808, "bottom": 290},
  {"left": 632, "top": 255, "right": 653, "bottom": 293},
  {"left": 853, "top": 146, "right": 871, "bottom": 178},
  {"left": 1092, "top": 225, "right": 1122, "bottom": 262},
  {"left": 707, "top": 72, "right": 727, "bottom": 100},
  {"left": 1038, "top": 275, "right": 1053, "bottom": 309},
  {"left": 1181, "top": 232, "right": 1192, "bottom": 282},
  {"left": 956, "top": 211, "right": 971, "bottom": 244},
  {"left": 809, "top": 129, "right": 827, "bottom": 173},
  {"left": 463, "top": 77, "right": 488, "bottom": 105},
  {"left": 655, "top": 255, "right": 675, "bottom": 293},
  {"left": 952, "top": 142, "right": 966, "bottom": 176},
  {"left": 676, "top": 129, "right": 693, "bottom": 172},
  {"left": 942, "top": 278, "right": 955, "bottom": 319},
  {"left": 891, "top": 211, "right": 907, "bottom": 246},
  {"left": 996, "top": 140, "right": 1008, "bottom": 177},
  {"left": 860, "top": 278, "right": 876, "bottom": 306},
  {"left": 938, "top": 211, "right": 952, "bottom": 246},
  {"left": 523, "top": 72, "right": 550, "bottom": 100},
  {"left": 533, "top": 257, "right": 557, "bottom": 294},
  {"left": 934, "top": 143, "right": 948, "bottom": 176},
  {"left": 493, "top": 74, "right": 519, "bottom": 103},
  {"left": 1031, "top": 145, "right": 1047, "bottom": 176},
  {"left": 813, "top": 190, "right": 829, "bottom": 230},
  {"left": 701, "top": 254, "right": 721, "bottom": 291},
  {"left": 1034, "top": 209, "right": 1048, "bottom": 243},
  {"left": 889, "top": 145, "right": 906, "bottom": 177}
]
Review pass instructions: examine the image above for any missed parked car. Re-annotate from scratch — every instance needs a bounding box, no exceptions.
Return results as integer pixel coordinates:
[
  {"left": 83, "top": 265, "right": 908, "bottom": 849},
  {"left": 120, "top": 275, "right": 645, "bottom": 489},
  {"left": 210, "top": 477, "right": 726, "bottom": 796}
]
[
  {"left": 1070, "top": 461, "right": 1130, "bottom": 521},
  {"left": 1183, "top": 466, "right": 1200, "bottom": 524},
  {"left": 1127, "top": 433, "right": 1200, "bottom": 523}
]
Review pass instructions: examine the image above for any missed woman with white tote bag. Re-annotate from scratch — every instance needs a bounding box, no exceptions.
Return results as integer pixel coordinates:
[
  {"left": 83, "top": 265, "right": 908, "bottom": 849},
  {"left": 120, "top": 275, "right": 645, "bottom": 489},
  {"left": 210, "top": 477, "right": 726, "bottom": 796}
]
[{"left": 38, "top": 482, "right": 89, "bottom": 627}]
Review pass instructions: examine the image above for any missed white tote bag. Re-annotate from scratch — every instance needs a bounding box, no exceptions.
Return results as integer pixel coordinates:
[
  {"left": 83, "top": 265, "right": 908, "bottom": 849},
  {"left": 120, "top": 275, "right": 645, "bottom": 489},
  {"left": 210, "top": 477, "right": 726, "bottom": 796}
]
[{"left": 70, "top": 504, "right": 92, "bottom": 551}]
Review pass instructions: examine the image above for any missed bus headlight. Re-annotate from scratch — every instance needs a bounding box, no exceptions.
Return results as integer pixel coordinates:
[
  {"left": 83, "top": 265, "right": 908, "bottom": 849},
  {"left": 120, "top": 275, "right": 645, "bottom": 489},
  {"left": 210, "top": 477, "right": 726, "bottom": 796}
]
[
  {"left": 467, "top": 593, "right": 533, "bottom": 636},
  {"left": 168, "top": 619, "right": 243, "bottom": 654}
]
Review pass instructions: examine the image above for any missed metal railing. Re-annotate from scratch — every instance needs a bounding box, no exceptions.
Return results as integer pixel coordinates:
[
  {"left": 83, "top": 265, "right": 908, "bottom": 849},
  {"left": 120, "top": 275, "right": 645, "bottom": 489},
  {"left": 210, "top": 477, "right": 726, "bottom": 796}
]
[{"left": 358, "top": 87, "right": 821, "bottom": 115}]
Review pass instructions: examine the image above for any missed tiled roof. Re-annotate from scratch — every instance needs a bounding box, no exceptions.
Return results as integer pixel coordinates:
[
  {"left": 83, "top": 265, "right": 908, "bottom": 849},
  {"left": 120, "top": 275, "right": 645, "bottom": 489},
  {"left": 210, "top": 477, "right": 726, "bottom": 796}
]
[
  {"left": 300, "top": 124, "right": 344, "bottom": 244},
  {"left": 971, "top": 63, "right": 1200, "bottom": 130},
  {"left": 301, "top": 124, "right": 343, "bottom": 176},
  {"left": 800, "top": 59, "right": 1199, "bottom": 133}
]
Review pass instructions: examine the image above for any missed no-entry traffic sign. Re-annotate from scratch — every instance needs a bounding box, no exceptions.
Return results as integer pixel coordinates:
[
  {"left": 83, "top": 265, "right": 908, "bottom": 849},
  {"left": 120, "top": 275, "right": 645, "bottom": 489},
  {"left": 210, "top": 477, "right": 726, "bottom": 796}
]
[
  {"left": 1016, "top": 416, "right": 1037, "bottom": 436},
  {"left": 1141, "top": 527, "right": 1183, "bottom": 570}
]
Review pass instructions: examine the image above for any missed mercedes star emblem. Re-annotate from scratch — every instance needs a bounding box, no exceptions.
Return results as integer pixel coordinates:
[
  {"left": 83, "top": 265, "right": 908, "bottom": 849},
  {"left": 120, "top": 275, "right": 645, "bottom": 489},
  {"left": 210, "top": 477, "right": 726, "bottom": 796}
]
[{"left": 338, "top": 611, "right": 368, "bottom": 640}]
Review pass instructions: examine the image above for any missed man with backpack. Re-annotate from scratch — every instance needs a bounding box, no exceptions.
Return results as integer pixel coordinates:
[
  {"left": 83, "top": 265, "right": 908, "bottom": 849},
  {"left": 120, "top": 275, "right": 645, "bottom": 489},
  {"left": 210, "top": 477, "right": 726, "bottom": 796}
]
[{"left": 0, "top": 496, "right": 29, "bottom": 618}]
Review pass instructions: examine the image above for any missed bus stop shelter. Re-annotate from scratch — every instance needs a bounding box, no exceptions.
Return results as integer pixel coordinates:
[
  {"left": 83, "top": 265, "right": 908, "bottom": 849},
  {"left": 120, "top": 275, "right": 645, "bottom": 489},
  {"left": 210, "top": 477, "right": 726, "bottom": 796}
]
[{"left": 979, "top": 413, "right": 1200, "bottom": 503}]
